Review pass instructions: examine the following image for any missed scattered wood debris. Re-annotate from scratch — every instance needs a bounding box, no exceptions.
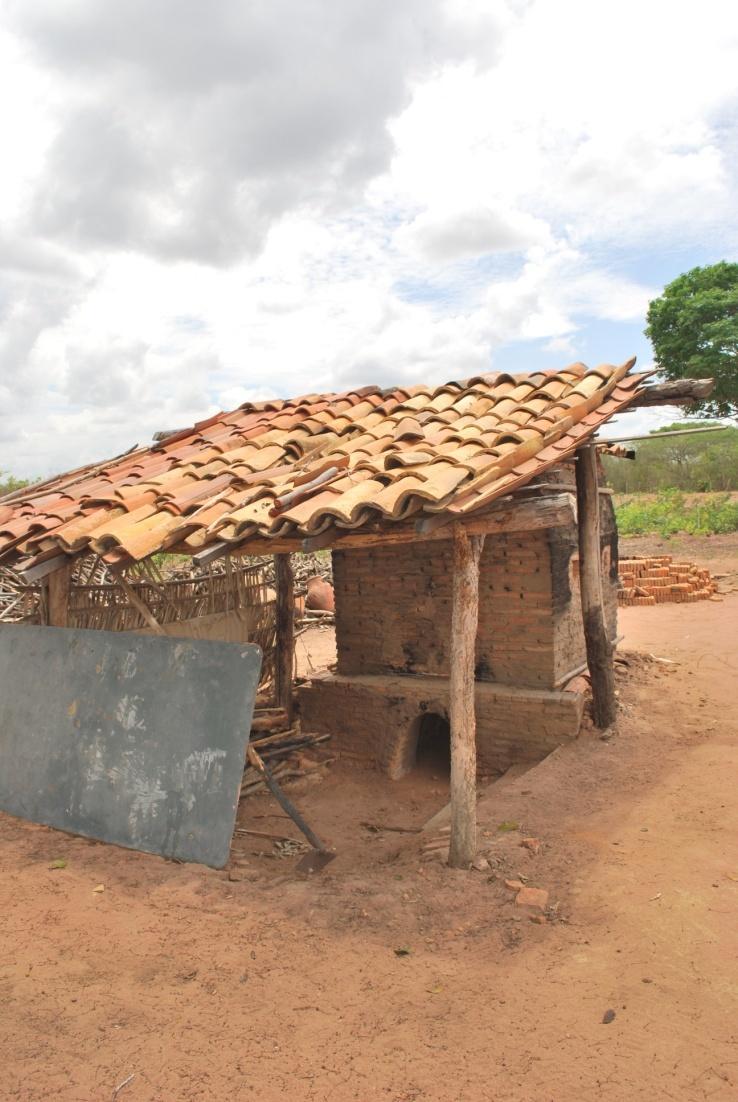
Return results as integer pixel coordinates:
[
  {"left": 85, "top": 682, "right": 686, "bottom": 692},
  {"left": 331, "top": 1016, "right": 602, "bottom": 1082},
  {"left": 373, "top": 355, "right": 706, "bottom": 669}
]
[{"left": 240, "top": 707, "right": 332, "bottom": 800}]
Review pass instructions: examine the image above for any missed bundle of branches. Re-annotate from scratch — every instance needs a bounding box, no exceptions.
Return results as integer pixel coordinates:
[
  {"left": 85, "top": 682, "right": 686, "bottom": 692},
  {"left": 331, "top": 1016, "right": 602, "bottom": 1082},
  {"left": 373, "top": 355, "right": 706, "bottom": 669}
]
[
  {"left": 240, "top": 710, "right": 331, "bottom": 798},
  {"left": 0, "top": 566, "right": 40, "bottom": 623}
]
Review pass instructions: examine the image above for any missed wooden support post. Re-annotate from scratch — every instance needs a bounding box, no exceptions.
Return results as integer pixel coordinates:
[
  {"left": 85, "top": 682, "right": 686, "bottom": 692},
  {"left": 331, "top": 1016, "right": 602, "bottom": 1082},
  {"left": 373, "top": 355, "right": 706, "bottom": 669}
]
[
  {"left": 448, "top": 526, "right": 485, "bottom": 869},
  {"left": 274, "top": 553, "right": 295, "bottom": 722},
  {"left": 46, "top": 562, "right": 72, "bottom": 627},
  {"left": 575, "top": 444, "right": 617, "bottom": 728}
]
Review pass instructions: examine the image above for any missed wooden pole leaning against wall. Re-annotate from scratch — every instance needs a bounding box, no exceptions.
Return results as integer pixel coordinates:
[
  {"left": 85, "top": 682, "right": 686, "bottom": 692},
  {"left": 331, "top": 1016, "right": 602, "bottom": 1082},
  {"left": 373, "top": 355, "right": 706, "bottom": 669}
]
[
  {"left": 274, "top": 553, "right": 295, "bottom": 723},
  {"left": 448, "top": 525, "right": 485, "bottom": 869},
  {"left": 575, "top": 444, "right": 617, "bottom": 729}
]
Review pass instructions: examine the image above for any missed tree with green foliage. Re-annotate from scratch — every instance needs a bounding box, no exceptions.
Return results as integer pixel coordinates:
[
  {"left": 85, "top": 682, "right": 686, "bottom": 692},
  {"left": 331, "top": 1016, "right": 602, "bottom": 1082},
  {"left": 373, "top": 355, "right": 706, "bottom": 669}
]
[
  {"left": 0, "top": 472, "right": 30, "bottom": 498},
  {"left": 645, "top": 261, "right": 738, "bottom": 417}
]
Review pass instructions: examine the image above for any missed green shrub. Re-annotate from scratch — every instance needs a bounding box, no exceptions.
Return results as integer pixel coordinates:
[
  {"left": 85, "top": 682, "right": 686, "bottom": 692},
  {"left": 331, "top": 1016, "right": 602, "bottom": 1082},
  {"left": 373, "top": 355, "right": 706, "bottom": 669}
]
[{"left": 615, "top": 490, "right": 738, "bottom": 537}]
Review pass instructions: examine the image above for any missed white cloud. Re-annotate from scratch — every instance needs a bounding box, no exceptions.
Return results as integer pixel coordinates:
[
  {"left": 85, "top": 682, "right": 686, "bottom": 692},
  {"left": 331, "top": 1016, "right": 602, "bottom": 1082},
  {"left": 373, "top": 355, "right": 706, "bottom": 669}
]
[
  {"left": 5, "top": 0, "right": 508, "bottom": 264},
  {"left": 0, "top": 0, "right": 737, "bottom": 479},
  {"left": 398, "top": 203, "right": 551, "bottom": 262},
  {"left": 387, "top": 0, "right": 738, "bottom": 248},
  {"left": 543, "top": 335, "right": 578, "bottom": 357},
  {"left": 479, "top": 245, "right": 656, "bottom": 343}
]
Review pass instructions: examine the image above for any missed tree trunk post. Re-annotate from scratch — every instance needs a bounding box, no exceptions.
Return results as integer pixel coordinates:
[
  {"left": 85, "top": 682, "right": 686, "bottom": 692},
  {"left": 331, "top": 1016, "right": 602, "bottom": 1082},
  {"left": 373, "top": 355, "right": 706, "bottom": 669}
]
[
  {"left": 575, "top": 445, "right": 617, "bottom": 728},
  {"left": 448, "top": 525, "right": 484, "bottom": 869},
  {"left": 46, "top": 562, "right": 72, "bottom": 627},
  {"left": 274, "top": 553, "right": 295, "bottom": 723}
]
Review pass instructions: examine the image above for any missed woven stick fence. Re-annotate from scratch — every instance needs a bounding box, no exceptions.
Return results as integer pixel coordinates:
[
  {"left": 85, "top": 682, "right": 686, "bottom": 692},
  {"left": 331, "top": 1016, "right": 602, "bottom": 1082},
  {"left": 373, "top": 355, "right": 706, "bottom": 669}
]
[{"left": 0, "top": 556, "right": 276, "bottom": 692}]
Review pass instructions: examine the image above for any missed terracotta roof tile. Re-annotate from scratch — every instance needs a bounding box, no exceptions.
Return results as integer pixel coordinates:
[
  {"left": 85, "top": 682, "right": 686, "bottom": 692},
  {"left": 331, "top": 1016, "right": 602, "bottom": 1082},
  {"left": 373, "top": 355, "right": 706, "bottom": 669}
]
[{"left": 0, "top": 358, "right": 650, "bottom": 564}]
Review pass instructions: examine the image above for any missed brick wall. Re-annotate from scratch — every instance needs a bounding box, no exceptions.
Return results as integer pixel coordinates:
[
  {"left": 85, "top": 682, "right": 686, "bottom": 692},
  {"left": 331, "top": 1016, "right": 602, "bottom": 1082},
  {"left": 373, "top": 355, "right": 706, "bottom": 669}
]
[
  {"left": 333, "top": 530, "right": 557, "bottom": 689},
  {"left": 476, "top": 532, "right": 555, "bottom": 688},
  {"left": 298, "top": 672, "right": 585, "bottom": 778},
  {"left": 333, "top": 502, "right": 618, "bottom": 692},
  {"left": 332, "top": 538, "right": 454, "bottom": 679}
]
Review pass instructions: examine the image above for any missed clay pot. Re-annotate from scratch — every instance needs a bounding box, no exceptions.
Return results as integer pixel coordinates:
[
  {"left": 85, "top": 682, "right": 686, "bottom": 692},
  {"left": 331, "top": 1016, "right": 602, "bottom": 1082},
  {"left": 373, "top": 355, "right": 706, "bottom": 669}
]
[{"left": 305, "top": 575, "right": 335, "bottom": 612}]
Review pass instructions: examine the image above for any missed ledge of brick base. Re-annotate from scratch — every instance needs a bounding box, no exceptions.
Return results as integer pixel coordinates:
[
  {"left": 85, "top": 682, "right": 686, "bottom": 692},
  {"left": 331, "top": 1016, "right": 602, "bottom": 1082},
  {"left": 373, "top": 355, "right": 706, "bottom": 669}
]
[{"left": 298, "top": 672, "right": 585, "bottom": 779}]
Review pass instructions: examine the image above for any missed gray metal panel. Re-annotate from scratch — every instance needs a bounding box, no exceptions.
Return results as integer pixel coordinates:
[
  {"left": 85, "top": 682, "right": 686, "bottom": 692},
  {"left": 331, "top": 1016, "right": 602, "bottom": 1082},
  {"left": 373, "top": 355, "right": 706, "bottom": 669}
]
[{"left": 0, "top": 624, "right": 261, "bottom": 867}]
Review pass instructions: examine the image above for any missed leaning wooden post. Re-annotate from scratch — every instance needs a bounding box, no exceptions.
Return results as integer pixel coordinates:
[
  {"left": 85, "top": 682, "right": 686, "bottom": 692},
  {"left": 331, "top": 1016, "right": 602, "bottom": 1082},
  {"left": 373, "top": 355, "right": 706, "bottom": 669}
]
[
  {"left": 448, "top": 525, "right": 485, "bottom": 869},
  {"left": 575, "top": 444, "right": 617, "bottom": 728},
  {"left": 274, "top": 553, "right": 295, "bottom": 723},
  {"left": 46, "top": 561, "right": 72, "bottom": 627}
]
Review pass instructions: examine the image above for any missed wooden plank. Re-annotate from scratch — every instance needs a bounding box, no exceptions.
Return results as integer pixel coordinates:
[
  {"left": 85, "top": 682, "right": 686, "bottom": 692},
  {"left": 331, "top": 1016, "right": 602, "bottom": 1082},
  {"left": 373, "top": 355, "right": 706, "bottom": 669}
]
[
  {"left": 511, "top": 482, "right": 614, "bottom": 496},
  {"left": 20, "top": 553, "right": 73, "bottom": 584},
  {"left": 46, "top": 561, "right": 72, "bottom": 627},
  {"left": 448, "top": 525, "right": 484, "bottom": 869},
  {"left": 575, "top": 445, "right": 616, "bottom": 728},
  {"left": 192, "top": 540, "right": 231, "bottom": 566},
  {"left": 274, "top": 553, "right": 295, "bottom": 722},
  {"left": 627, "top": 378, "right": 713, "bottom": 407},
  {"left": 250, "top": 711, "right": 290, "bottom": 733}
]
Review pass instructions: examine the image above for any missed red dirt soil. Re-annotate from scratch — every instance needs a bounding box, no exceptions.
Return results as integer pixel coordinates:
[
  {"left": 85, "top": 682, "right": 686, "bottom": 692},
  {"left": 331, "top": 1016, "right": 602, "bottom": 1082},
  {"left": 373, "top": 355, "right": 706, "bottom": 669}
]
[{"left": 1, "top": 539, "right": 737, "bottom": 1101}]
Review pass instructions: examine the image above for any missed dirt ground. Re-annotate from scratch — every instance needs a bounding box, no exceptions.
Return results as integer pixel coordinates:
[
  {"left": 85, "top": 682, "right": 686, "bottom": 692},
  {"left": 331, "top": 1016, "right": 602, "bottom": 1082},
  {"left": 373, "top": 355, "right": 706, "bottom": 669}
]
[{"left": 2, "top": 538, "right": 738, "bottom": 1101}]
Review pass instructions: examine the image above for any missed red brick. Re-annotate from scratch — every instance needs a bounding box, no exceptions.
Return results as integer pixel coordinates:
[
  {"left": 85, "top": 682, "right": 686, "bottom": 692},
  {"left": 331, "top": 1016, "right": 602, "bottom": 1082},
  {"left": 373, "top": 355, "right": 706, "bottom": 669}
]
[{"left": 515, "top": 886, "right": 549, "bottom": 912}]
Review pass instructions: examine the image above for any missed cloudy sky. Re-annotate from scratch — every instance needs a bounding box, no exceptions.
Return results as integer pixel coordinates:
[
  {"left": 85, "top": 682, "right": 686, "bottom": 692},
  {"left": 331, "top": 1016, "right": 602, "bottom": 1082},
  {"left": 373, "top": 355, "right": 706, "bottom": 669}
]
[{"left": 1, "top": 0, "right": 737, "bottom": 479}]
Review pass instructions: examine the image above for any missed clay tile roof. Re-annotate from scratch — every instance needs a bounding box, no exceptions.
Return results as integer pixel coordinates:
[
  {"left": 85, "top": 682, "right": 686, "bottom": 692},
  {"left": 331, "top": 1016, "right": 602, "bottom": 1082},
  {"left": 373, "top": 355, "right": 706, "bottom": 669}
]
[{"left": 0, "top": 357, "right": 650, "bottom": 566}]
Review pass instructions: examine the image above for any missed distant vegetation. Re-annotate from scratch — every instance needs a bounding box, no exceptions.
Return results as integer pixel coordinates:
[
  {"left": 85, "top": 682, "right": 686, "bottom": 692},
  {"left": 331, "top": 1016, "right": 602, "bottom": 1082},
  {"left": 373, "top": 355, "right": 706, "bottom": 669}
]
[
  {"left": 0, "top": 472, "right": 30, "bottom": 498},
  {"left": 605, "top": 422, "right": 738, "bottom": 536},
  {"left": 602, "top": 422, "right": 738, "bottom": 493},
  {"left": 615, "top": 490, "right": 738, "bottom": 537}
]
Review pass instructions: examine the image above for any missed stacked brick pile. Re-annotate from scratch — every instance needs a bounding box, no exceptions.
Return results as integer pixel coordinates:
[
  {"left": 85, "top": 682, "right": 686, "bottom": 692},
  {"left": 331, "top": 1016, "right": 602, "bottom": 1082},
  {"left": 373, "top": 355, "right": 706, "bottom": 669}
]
[{"left": 618, "top": 555, "right": 718, "bottom": 605}]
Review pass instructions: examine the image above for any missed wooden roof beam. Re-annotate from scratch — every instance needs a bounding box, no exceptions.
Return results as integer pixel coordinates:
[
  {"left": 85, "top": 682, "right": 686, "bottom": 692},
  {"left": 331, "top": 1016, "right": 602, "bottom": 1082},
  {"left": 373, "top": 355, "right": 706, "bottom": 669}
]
[
  {"left": 627, "top": 378, "right": 713, "bottom": 408},
  {"left": 296, "top": 492, "right": 576, "bottom": 553},
  {"left": 217, "top": 492, "right": 576, "bottom": 558}
]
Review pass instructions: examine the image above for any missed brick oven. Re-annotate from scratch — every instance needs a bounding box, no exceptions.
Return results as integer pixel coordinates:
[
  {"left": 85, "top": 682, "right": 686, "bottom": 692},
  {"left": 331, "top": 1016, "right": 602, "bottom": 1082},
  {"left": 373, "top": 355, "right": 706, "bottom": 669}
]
[
  {"left": 0, "top": 355, "right": 701, "bottom": 866},
  {"left": 299, "top": 481, "right": 618, "bottom": 778}
]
